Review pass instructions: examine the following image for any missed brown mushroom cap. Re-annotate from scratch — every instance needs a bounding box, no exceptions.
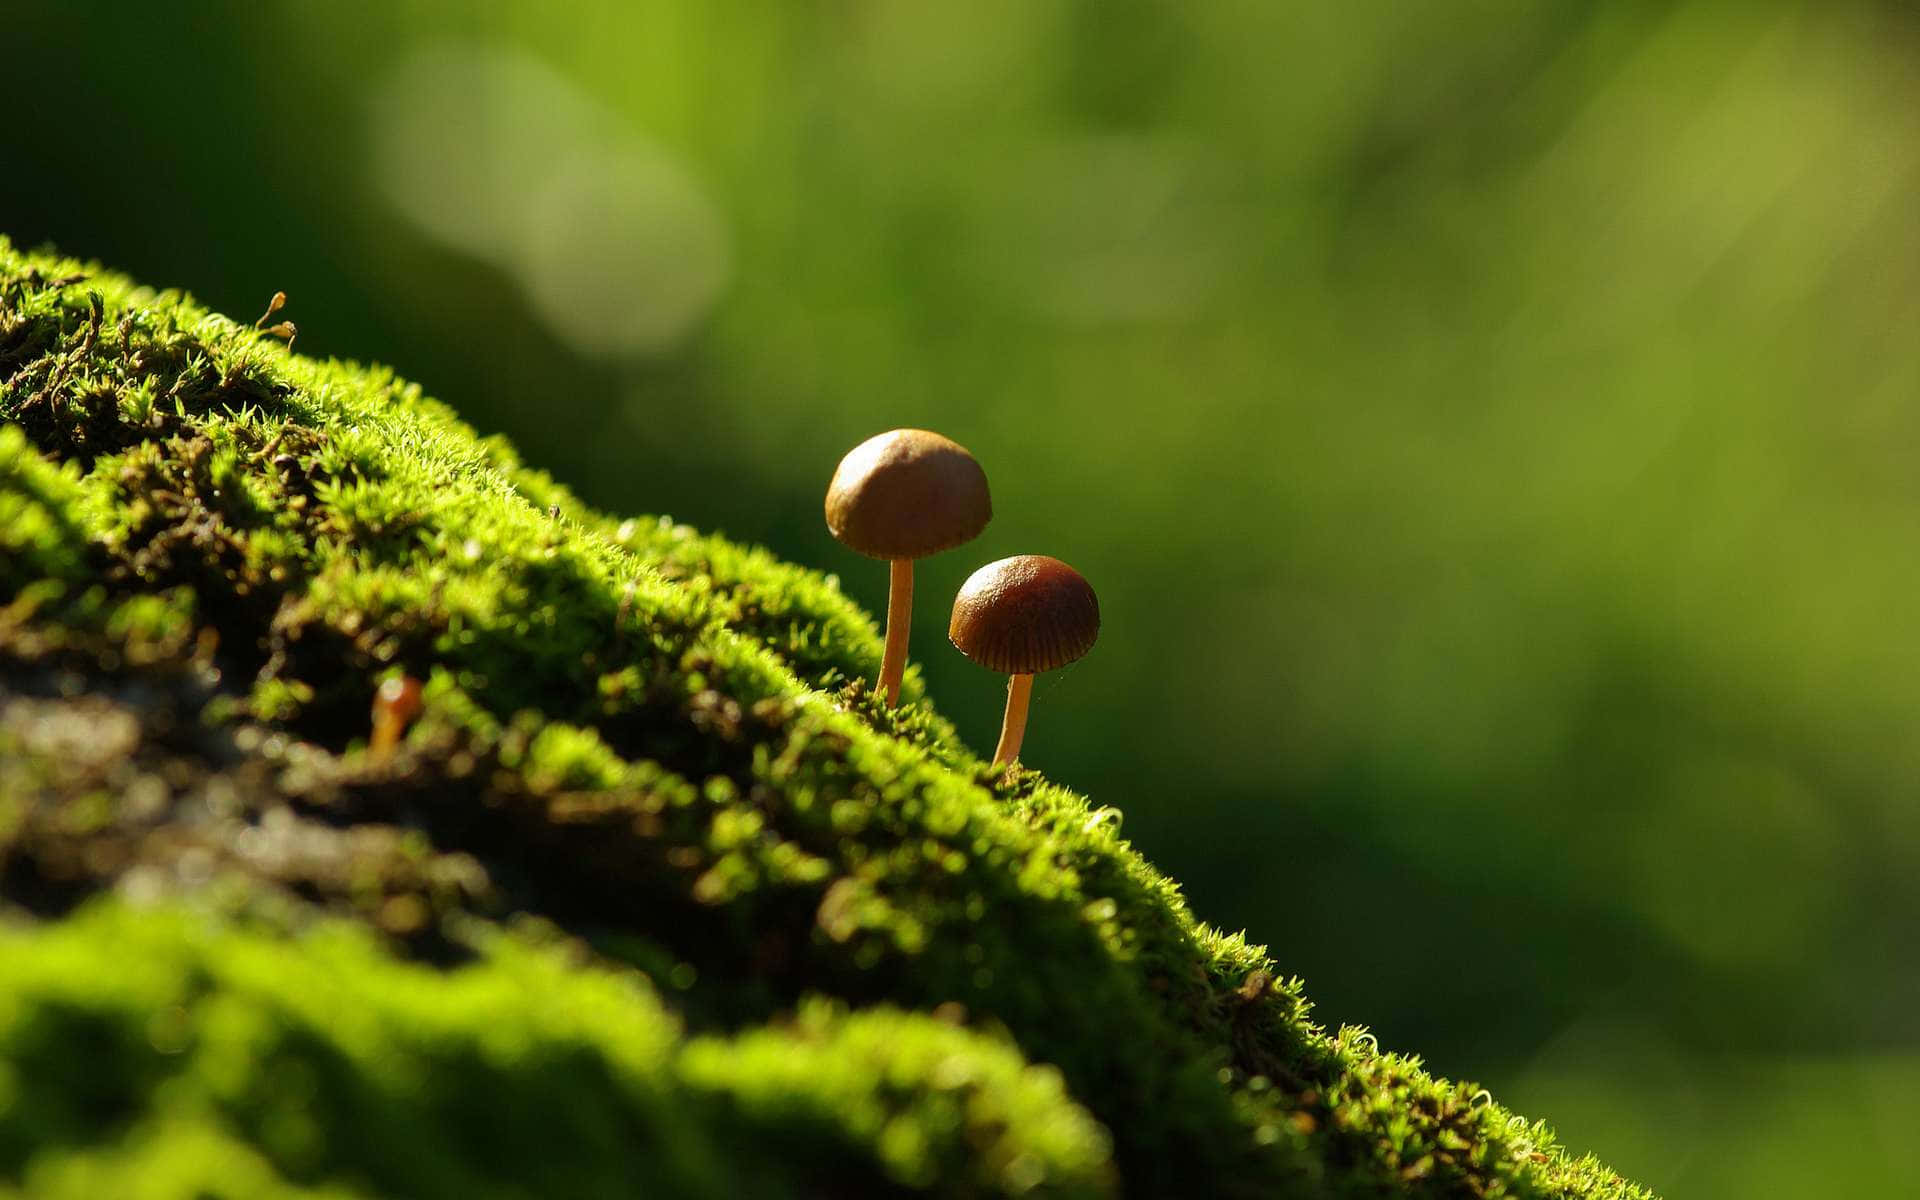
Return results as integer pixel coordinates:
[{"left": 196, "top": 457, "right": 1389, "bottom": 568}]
[
  {"left": 826, "top": 429, "right": 991, "bottom": 560},
  {"left": 949, "top": 555, "right": 1099, "bottom": 675}
]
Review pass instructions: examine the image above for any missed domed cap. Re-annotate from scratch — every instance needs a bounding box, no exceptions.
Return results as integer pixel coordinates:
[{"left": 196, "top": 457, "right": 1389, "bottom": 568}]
[
  {"left": 826, "top": 429, "right": 991, "bottom": 560},
  {"left": 949, "top": 556, "right": 1099, "bottom": 675}
]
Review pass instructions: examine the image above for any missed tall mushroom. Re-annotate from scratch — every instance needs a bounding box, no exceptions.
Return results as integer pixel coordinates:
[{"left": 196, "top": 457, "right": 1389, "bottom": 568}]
[
  {"left": 948, "top": 555, "right": 1099, "bottom": 766},
  {"left": 826, "top": 429, "right": 991, "bottom": 706}
]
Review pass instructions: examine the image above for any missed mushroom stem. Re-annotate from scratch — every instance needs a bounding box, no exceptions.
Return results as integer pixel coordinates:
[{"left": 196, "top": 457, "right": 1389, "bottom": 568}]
[
  {"left": 993, "top": 673, "right": 1033, "bottom": 765},
  {"left": 370, "top": 714, "right": 404, "bottom": 760},
  {"left": 877, "top": 557, "right": 914, "bottom": 706}
]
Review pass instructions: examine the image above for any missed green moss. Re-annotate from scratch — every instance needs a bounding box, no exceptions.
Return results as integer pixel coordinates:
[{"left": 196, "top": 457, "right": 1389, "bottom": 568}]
[
  {"left": 0, "top": 903, "right": 1113, "bottom": 1199},
  {"left": 0, "top": 238, "right": 1652, "bottom": 1198}
]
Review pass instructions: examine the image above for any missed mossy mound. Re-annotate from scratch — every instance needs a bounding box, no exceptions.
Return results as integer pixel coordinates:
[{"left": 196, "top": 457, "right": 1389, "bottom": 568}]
[{"left": 0, "top": 239, "right": 1652, "bottom": 1199}]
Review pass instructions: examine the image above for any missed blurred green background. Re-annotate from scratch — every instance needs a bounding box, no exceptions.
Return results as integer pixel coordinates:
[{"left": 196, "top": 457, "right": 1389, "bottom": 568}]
[{"left": 8, "top": 1, "right": 1918, "bottom": 1192}]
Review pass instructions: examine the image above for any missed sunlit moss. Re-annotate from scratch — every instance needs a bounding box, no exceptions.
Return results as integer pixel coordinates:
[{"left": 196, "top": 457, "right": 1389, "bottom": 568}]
[
  {"left": 0, "top": 239, "right": 1652, "bottom": 1198},
  {"left": 0, "top": 903, "right": 1114, "bottom": 1198}
]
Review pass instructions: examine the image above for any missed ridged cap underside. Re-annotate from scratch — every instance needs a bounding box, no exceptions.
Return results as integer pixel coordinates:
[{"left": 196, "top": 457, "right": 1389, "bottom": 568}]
[
  {"left": 826, "top": 430, "right": 991, "bottom": 560},
  {"left": 949, "top": 555, "right": 1099, "bottom": 675}
]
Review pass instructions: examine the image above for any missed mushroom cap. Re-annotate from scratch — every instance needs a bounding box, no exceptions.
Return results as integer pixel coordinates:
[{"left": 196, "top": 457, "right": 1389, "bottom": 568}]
[
  {"left": 374, "top": 675, "right": 423, "bottom": 719},
  {"left": 948, "top": 555, "right": 1099, "bottom": 675},
  {"left": 826, "top": 429, "right": 991, "bottom": 560}
]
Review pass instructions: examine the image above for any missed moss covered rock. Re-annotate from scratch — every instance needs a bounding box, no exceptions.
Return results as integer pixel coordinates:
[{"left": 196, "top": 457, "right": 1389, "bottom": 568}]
[{"left": 0, "top": 239, "right": 1652, "bottom": 1199}]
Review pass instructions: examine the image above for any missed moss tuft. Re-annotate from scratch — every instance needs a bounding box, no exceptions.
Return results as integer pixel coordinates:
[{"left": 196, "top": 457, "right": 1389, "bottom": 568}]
[{"left": 0, "top": 238, "right": 1652, "bottom": 1198}]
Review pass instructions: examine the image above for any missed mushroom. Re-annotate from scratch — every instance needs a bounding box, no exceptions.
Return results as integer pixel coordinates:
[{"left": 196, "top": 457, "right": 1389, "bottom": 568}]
[
  {"left": 948, "top": 555, "right": 1099, "bottom": 766},
  {"left": 826, "top": 429, "right": 991, "bottom": 706},
  {"left": 370, "top": 675, "right": 424, "bottom": 760}
]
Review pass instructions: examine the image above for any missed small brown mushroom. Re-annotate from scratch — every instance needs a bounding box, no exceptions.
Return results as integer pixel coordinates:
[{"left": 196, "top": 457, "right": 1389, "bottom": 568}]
[
  {"left": 370, "top": 675, "right": 424, "bottom": 760},
  {"left": 948, "top": 555, "right": 1099, "bottom": 766},
  {"left": 826, "top": 429, "right": 991, "bottom": 706}
]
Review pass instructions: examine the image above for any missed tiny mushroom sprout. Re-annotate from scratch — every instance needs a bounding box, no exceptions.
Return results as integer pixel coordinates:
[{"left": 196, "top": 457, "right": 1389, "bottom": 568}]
[
  {"left": 370, "top": 675, "right": 424, "bottom": 760},
  {"left": 826, "top": 429, "right": 992, "bottom": 706},
  {"left": 948, "top": 555, "right": 1099, "bottom": 767}
]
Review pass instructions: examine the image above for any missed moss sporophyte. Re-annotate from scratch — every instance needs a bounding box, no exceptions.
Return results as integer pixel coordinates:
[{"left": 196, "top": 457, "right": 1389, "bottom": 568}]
[{"left": 0, "top": 239, "right": 1655, "bottom": 1199}]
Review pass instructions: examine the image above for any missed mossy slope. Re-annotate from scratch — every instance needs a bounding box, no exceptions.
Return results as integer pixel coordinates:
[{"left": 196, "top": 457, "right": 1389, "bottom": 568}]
[{"left": 0, "top": 239, "right": 1651, "bottom": 1199}]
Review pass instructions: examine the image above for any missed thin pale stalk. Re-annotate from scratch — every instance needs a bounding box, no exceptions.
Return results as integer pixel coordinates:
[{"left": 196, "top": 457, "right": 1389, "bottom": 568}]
[
  {"left": 877, "top": 558, "right": 914, "bottom": 706},
  {"left": 993, "top": 673, "right": 1033, "bottom": 765},
  {"left": 370, "top": 714, "right": 403, "bottom": 759}
]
